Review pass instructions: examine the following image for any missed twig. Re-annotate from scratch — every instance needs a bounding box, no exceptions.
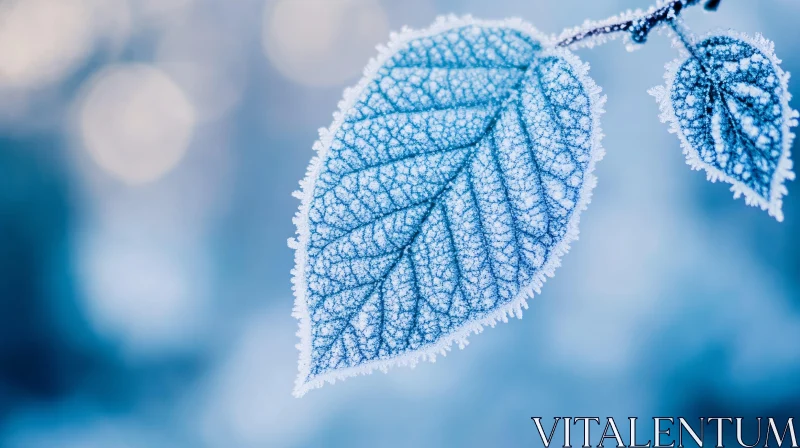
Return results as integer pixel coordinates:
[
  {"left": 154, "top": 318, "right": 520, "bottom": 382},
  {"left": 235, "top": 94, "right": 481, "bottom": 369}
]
[{"left": 556, "top": 0, "right": 721, "bottom": 48}]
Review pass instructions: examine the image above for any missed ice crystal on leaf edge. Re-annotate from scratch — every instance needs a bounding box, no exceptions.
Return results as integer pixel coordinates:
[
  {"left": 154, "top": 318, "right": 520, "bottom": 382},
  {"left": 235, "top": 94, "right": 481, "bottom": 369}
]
[{"left": 288, "top": 15, "right": 606, "bottom": 397}]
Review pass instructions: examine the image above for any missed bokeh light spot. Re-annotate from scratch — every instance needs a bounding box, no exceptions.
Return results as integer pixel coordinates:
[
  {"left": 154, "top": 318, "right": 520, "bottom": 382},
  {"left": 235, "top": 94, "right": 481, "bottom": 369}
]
[
  {"left": 78, "top": 64, "right": 196, "bottom": 185},
  {"left": 0, "top": 0, "right": 95, "bottom": 89},
  {"left": 76, "top": 227, "right": 209, "bottom": 354},
  {"left": 262, "top": 0, "right": 389, "bottom": 87}
]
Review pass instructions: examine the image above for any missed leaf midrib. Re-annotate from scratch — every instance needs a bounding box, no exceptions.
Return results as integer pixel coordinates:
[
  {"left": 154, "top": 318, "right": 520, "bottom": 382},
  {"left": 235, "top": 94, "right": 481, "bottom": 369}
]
[
  {"left": 312, "top": 59, "right": 559, "bottom": 371},
  {"left": 688, "top": 43, "right": 778, "bottom": 184}
]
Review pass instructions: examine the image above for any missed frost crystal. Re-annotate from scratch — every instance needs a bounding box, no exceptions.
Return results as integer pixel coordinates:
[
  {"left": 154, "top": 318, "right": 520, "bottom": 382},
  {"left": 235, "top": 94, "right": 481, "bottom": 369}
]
[
  {"left": 651, "top": 30, "right": 798, "bottom": 221},
  {"left": 290, "top": 16, "right": 605, "bottom": 396}
]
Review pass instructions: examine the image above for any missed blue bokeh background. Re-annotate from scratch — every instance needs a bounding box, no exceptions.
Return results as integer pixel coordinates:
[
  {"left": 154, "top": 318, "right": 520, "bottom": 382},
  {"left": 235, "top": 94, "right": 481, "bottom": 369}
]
[{"left": 1, "top": 0, "right": 799, "bottom": 446}]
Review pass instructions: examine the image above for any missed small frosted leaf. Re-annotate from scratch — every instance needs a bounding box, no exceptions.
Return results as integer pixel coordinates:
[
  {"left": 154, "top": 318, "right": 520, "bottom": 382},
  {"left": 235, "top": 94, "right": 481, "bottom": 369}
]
[
  {"left": 291, "top": 17, "right": 605, "bottom": 396},
  {"left": 651, "top": 31, "right": 798, "bottom": 221}
]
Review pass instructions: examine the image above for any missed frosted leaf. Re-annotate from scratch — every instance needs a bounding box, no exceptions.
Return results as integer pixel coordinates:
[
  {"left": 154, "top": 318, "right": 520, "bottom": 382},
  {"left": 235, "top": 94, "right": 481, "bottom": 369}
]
[
  {"left": 651, "top": 31, "right": 798, "bottom": 221},
  {"left": 290, "top": 16, "right": 605, "bottom": 396}
]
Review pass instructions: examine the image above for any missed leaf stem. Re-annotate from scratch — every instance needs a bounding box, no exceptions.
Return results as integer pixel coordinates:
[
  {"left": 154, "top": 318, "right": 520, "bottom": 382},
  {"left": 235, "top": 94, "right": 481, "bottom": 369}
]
[
  {"left": 668, "top": 20, "right": 702, "bottom": 63},
  {"left": 556, "top": 0, "right": 721, "bottom": 48}
]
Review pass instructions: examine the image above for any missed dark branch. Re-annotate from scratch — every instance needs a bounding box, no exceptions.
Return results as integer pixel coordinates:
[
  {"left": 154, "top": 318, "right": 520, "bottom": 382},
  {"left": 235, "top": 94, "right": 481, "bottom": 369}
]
[{"left": 556, "top": 0, "right": 721, "bottom": 48}]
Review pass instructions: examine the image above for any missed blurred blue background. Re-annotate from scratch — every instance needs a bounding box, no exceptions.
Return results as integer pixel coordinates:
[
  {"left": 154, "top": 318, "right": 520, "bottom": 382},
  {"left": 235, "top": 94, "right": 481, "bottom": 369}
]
[{"left": 0, "top": 0, "right": 799, "bottom": 446}]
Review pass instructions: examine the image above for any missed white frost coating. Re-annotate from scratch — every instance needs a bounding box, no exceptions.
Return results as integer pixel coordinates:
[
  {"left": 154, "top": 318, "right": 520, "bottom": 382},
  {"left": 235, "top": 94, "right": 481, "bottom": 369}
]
[
  {"left": 650, "top": 27, "right": 798, "bottom": 221},
  {"left": 289, "top": 15, "right": 606, "bottom": 397}
]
